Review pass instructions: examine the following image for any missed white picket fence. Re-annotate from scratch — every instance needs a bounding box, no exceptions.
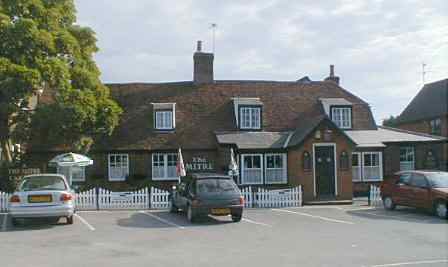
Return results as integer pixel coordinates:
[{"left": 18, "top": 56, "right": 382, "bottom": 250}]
[
  {"left": 98, "top": 187, "right": 149, "bottom": 210},
  {"left": 369, "top": 185, "right": 382, "bottom": 207},
  {"left": 254, "top": 186, "right": 302, "bottom": 208},
  {"left": 75, "top": 188, "right": 97, "bottom": 210},
  {"left": 240, "top": 187, "right": 253, "bottom": 208},
  {"left": 150, "top": 187, "right": 170, "bottom": 209},
  {"left": 0, "top": 191, "right": 10, "bottom": 212},
  {"left": 0, "top": 185, "right": 303, "bottom": 211}
]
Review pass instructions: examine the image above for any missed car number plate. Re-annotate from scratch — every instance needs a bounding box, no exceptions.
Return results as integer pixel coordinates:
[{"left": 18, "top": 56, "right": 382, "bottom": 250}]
[
  {"left": 29, "top": 195, "right": 52, "bottom": 203},
  {"left": 211, "top": 208, "right": 230, "bottom": 215}
]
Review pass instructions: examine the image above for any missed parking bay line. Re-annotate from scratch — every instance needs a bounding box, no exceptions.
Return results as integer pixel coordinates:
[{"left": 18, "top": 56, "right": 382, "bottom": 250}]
[
  {"left": 1, "top": 213, "right": 8, "bottom": 231},
  {"left": 242, "top": 218, "right": 272, "bottom": 227},
  {"left": 369, "top": 259, "right": 448, "bottom": 267},
  {"left": 272, "top": 208, "right": 355, "bottom": 225},
  {"left": 74, "top": 214, "right": 95, "bottom": 231},
  {"left": 138, "top": 211, "right": 185, "bottom": 229}
]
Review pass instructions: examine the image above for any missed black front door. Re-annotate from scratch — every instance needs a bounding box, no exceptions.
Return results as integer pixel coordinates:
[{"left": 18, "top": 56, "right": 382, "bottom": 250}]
[{"left": 314, "top": 145, "right": 335, "bottom": 197}]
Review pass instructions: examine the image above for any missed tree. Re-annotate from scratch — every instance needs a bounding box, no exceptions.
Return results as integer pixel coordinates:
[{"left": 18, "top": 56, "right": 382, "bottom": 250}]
[
  {"left": 0, "top": 0, "right": 122, "bottom": 163},
  {"left": 383, "top": 115, "right": 398, "bottom": 127}
]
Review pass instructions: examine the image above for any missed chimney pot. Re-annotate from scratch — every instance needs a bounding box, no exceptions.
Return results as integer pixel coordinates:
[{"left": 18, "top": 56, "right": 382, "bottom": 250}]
[
  {"left": 324, "top": 64, "right": 340, "bottom": 85},
  {"left": 193, "top": 41, "right": 214, "bottom": 84}
]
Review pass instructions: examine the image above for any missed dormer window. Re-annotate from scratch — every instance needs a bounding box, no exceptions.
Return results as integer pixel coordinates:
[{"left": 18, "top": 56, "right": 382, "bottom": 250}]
[
  {"left": 232, "top": 97, "right": 263, "bottom": 130},
  {"left": 240, "top": 106, "right": 261, "bottom": 129},
  {"left": 330, "top": 106, "right": 352, "bottom": 129},
  {"left": 152, "top": 103, "right": 176, "bottom": 131}
]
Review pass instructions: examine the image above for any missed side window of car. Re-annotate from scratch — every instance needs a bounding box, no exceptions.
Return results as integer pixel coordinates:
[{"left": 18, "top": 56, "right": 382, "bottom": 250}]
[
  {"left": 409, "top": 174, "right": 429, "bottom": 188},
  {"left": 397, "top": 173, "right": 411, "bottom": 185}
]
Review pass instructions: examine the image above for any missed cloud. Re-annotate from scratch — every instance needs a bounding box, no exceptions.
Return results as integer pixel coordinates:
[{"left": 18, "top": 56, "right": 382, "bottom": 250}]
[{"left": 75, "top": 0, "right": 448, "bottom": 122}]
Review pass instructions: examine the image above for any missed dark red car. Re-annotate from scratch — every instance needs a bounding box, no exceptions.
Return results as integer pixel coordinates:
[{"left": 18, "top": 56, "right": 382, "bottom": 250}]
[{"left": 380, "top": 170, "right": 448, "bottom": 219}]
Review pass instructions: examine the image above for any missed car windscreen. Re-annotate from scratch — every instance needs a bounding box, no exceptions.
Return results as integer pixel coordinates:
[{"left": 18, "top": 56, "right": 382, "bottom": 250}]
[
  {"left": 20, "top": 176, "right": 67, "bottom": 191},
  {"left": 196, "top": 178, "right": 238, "bottom": 194},
  {"left": 426, "top": 173, "right": 448, "bottom": 188}
]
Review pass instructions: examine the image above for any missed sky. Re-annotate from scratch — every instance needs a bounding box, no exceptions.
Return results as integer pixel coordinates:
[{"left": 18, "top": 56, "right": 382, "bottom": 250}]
[{"left": 74, "top": 0, "right": 448, "bottom": 124}]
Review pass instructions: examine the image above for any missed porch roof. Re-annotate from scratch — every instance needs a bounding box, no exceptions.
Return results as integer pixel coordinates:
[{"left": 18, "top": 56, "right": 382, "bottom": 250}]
[
  {"left": 215, "top": 131, "right": 292, "bottom": 149},
  {"left": 346, "top": 126, "right": 446, "bottom": 148}
]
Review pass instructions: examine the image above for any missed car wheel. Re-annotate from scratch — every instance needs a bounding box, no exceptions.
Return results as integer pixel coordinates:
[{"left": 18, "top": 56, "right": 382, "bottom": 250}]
[
  {"left": 231, "top": 214, "right": 242, "bottom": 222},
  {"left": 383, "top": 196, "right": 396, "bottom": 210},
  {"left": 187, "top": 205, "right": 196, "bottom": 223},
  {"left": 435, "top": 201, "right": 447, "bottom": 219},
  {"left": 66, "top": 216, "right": 74, "bottom": 225},
  {"left": 170, "top": 201, "right": 179, "bottom": 213}
]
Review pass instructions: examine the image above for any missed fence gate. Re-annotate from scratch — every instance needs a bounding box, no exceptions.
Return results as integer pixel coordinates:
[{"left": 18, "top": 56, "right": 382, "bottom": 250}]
[{"left": 98, "top": 187, "right": 149, "bottom": 210}]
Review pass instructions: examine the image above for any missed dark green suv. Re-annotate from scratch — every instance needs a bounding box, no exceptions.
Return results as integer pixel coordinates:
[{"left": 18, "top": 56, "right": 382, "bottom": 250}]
[{"left": 170, "top": 173, "right": 244, "bottom": 223}]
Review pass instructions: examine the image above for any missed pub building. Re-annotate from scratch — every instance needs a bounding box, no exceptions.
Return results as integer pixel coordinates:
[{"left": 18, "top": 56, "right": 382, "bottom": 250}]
[{"left": 28, "top": 41, "right": 447, "bottom": 203}]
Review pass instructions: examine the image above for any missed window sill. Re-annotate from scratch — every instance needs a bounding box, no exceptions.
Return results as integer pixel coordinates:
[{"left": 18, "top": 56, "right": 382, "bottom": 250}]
[
  {"left": 108, "top": 179, "right": 126, "bottom": 182},
  {"left": 152, "top": 177, "right": 180, "bottom": 181},
  {"left": 154, "top": 129, "right": 175, "bottom": 133}
]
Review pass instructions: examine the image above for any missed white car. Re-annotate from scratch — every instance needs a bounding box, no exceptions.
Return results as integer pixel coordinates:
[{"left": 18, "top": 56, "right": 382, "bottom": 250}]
[{"left": 8, "top": 174, "right": 75, "bottom": 225}]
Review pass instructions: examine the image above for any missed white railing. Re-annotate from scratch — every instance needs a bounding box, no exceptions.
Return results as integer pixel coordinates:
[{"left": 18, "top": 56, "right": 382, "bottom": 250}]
[
  {"left": 98, "top": 187, "right": 149, "bottom": 210},
  {"left": 75, "top": 188, "right": 97, "bottom": 210},
  {"left": 150, "top": 187, "right": 170, "bottom": 209},
  {"left": 369, "top": 185, "right": 382, "bottom": 207},
  {"left": 0, "top": 191, "right": 10, "bottom": 212},
  {"left": 0, "top": 185, "right": 303, "bottom": 212},
  {"left": 255, "top": 186, "right": 302, "bottom": 208},
  {"left": 240, "top": 186, "right": 253, "bottom": 208}
]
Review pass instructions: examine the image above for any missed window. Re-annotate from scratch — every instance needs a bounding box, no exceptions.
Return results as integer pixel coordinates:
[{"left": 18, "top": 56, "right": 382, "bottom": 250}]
[
  {"left": 241, "top": 154, "right": 263, "bottom": 184},
  {"left": 155, "top": 110, "right": 174, "bottom": 130},
  {"left": 400, "top": 146, "right": 415, "bottom": 171},
  {"left": 352, "top": 153, "right": 361, "bottom": 181},
  {"left": 265, "top": 154, "right": 287, "bottom": 184},
  {"left": 409, "top": 173, "right": 429, "bottom": 188},
  {"left": 108, "top": 154, "right": 129, "bottom": 181},
  {"left": 303, "top": 151, "right": 312, "bottom": 171},
  {"left": 331, "top": 107, "right": 352, "bottom": 129},
  {"left": 152, "top": 153, "right": 178, "bottom": 180},
  {"left": 430, "top": 118, "right": 441, "bottom": 135},
  {"left": 240, "top": 107, "right": 261, "bottom": 129},
  {"left": 362, "top": 152, "right": 383, "bottom": 181},
  {"left": 398, "top": 172, "right": 411, "bottom": 185},
  {"left": 57, "top": 166, "right": 85, "bottom": 182},
  {"left": 352, "top": 152, "right": 383, "bottom": 182}
]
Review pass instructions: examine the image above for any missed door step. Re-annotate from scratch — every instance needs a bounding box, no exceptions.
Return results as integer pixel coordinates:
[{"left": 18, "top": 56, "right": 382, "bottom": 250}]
[{"left": 304, "top": 200, "right": 353, "bottom": 205}]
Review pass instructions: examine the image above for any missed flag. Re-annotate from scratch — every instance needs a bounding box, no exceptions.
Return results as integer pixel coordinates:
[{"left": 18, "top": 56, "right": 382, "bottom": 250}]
[
  {"left": 228, "top": 148, "right": 238, "bottom": 176},
  {"left": 176, "top": 148, "right": 186, "bottom": 178}
]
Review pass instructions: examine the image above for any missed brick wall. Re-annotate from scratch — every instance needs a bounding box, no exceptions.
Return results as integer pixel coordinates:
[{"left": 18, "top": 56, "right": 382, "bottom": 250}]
[
  {"left": 396, "top": 115, "right": 448, "bottom": 137},
  {"left": 287, "top": 122, "right": 355, "bottom": 201}
]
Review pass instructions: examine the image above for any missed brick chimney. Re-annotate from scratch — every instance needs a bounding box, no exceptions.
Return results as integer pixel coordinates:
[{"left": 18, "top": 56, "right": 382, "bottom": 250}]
[
  {"left": 324, "top": 65, "right": 340, "bottom": 85},
  {"left": 193, "top": 40, "right": 214, "bottom": 84}
]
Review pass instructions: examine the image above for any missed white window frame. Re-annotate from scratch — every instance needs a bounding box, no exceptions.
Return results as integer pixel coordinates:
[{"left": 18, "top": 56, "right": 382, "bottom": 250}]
[
  {"left": 108, "top": 154, "right": 129, "bottom": 181},
  {"left": 239, "top": 107, "right": 261, "bottom": 130},
  {"left": 57, "top": 165, "right": 86, "bottom": 182},
  {"left": 241, "top": 154, "right": 264, "bottom": 185},
  {"left": 331, "top": 107, "right": 352, "bottom": 129},
  {"left": 152, "top": 153, "right": 179, "bottom": 181},
  {"left": 155, "top": 110, "right": 174, "bottom": 130},
  {"left": 351, "top": 152, "right": 362, "bottom": 182},
  {"left": 400, "top": 146, "right": 415, "bottom": 171},
  {"left": 265, "top": 153, "right": 287, "bottom": 184},
  {"left": 361, "top": 152, "right": 383, "bottom": 182}
]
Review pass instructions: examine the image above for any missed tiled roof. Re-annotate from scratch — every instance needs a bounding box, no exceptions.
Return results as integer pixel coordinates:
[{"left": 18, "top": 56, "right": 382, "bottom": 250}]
[
  {"left": 396, "top": 78, "right": 448, "bottom": 123},
  {"left": 215, "top": 131, "right": 291, "bottom": 149},
  {"left": 31, "top": 80, "right": 377, "bottom": 151},
  {"left": 346, "top": 126, "right": 447, "bottom": 148}
]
